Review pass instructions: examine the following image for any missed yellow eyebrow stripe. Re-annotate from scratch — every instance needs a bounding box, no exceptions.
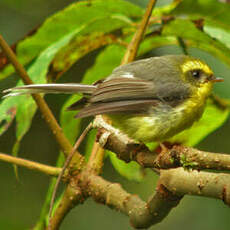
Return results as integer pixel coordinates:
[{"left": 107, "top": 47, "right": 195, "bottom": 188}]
[{"left": 181, "top": 59, "right": 213, "bottom": 75}]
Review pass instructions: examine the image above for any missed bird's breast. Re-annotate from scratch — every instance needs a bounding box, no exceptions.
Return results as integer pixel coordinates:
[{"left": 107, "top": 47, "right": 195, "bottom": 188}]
[{"left": 109, "top": 97, "right": 207, "bottom": 143}]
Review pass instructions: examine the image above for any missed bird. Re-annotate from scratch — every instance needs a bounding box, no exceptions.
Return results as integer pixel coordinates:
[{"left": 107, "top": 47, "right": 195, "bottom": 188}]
[{"left": 3, "top": 55, "right": 223, "bottom": 143}]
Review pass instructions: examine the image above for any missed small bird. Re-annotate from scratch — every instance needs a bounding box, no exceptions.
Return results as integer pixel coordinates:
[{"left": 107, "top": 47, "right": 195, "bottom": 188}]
[{"left": 4, "top": 55, "right": 223, "bottom": 143}]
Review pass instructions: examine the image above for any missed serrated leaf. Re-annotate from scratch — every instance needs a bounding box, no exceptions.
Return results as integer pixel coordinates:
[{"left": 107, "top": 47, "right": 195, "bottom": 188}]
[
  {"left": 48, "top": 13, "right": 139, "bottom": 81},
  {"left": 0, "top": 0, "right": 143, "bottom": 80},
  {"left": 108, "top": 151, "right": 144, "bottom": 182},
  {"left": 0, "top": 29, "right": 76, "bottom": 148}
]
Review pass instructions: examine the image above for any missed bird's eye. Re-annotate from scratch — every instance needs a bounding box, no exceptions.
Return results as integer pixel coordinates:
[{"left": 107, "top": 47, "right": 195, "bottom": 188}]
[{"left": 191, "top": 69, "right": 201, "bottom": 79}]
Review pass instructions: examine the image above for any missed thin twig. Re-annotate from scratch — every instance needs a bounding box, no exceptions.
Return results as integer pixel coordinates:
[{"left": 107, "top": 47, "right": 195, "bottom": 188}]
[
  {"left": 0, "top": 152, "right": 61, "bottom": 176},
  {"left": 48, "top": 123, "right": 93, "bottom": 230},
  {"left": 121, "top": 0, "right": 157, "bottom": 65}
]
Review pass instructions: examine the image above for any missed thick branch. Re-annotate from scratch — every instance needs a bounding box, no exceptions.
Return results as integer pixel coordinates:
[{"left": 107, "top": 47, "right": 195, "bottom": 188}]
[
  {"left": 79, "top": 170, "right": 182, "bottom": 229},
  {"left": 48, "top": 182, "right": 83, "bottom": 230},
  {"left": 155, "top": 145, "right": 230, "bottom": 170},
  {"left": 160, "top": 168, "right": 230, "bottom": 206},
  {"left": 0, "top": 152, "right": 61, "bottom": 176},
  {"left": 94, "top": 116, "right": 230, "bottom": 171}
]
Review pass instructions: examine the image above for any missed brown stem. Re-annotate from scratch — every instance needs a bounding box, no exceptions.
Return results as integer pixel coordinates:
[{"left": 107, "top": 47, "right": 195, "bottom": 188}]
[
  {"left": 79, "top": 170, "right": 181, "bottom": 229},
  {"left": 87, "top": 141, "right": 105, "bottom": 174},
  {"left": 48, "top": 123, "right": 92, "bottom": 230},
  {"left": 121, "top": 0, "right": 157, "bottom": 64},
  {"left": 48, "top": 183, "right": 83, "bottom": 230},
  {"left": 0, "top": 152, "right": 61, "bottom": 176}
]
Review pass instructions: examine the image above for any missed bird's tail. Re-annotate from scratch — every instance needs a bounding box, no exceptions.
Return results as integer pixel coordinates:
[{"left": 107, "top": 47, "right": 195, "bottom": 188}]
[{"left": 3, "top": 83, "right": 96, "bottom": 97}]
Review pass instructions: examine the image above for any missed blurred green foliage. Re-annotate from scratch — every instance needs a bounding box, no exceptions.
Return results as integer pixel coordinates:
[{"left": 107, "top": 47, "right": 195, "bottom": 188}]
[{"left": 0, "top": 0, "right": 230, "bottom": 230}]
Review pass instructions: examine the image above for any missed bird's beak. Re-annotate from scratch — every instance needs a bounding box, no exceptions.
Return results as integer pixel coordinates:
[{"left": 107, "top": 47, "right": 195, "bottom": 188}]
[{"left": 209, "top": 75, "right": 224, "bottom": 83}]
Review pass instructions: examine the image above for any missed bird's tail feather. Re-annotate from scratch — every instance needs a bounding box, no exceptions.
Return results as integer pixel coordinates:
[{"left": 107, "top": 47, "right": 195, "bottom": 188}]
[{"left": 3, "top": 83, "right": 96, "bottom": 98}]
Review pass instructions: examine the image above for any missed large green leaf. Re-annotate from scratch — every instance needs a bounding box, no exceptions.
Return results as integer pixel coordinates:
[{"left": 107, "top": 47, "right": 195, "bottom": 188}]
[
  {"left": 170, "top": 0, "right": 230, "bottom": 48},
  {"left": 162, "top": 19, "right": 230, "bottom": 66},
  {"left": 171, "top": 0, "right": 230, "bottom": 30},
  {"left": 0, "top": 0, "right": 143, "bottom": 80},
  {"left": 0, "top": 30, "right": 76, "bottom": 148}
]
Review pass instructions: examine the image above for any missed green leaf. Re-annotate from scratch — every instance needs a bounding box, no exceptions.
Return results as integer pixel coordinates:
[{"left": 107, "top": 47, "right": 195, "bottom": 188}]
[
  {"left": 170, "top": 0, "right": 230, "bottom": 48},
  {"left": 171, "top": 0, "right": 230, "bottom": 30},
  {"left": 48, "top": 14, "right": 139, "bottom": 81},
  {"left": 108, "top": 151, "right": 144, "bottom": 182},
  {"left": 168, "top": 97, "right": 230, "bottom": 146},
  {"left": 162, "top": 19, "right": 230, "bottom": 66},
  {"left": 60, "top": 94, "right": 82, "bottom": 144},
  {"left": 83, "top": 44, "right": 126, "bottom": 84},
  {"left": 0, "top": 0, "right": 143, "bottom": 80},
  {"left": 0, "top": 29, "right": 75, "bottom": 146},
  {"left": 204, "top": 23, "right": 230, "bottom": 49}
]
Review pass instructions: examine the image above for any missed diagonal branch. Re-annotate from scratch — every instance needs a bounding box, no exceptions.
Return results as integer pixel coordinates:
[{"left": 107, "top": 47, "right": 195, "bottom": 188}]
[
  {"left": 121, "top": 0, "right": 157, "bottom": 64},
  {"left": 48, "top": 182, "right": 83, "bottom": 230},
  {"left": 0, "top": 35, "right": 83, "bottom": 165},
  {"left": 79, "top": 170, "right": 182, "bottom": 229}
]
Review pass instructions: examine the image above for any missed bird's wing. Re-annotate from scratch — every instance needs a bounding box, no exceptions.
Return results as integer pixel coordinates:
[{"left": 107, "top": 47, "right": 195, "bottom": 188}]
[
  {"left": 75, "top": 99, "right": 159, "bottom": 118},
  {"left": 75, "top": 77, "right": 189, "bottom": 118},
  {"left": 90, "top": 77, "right": 156, "bottom": 103}
]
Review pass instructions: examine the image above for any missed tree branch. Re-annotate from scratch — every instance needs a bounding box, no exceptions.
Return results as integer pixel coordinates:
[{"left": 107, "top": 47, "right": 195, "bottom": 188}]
[
  {"left": 160, "top": 168, "right": 230, "bottom": 206},
  {"left": 87, "top": 141, "right": 105, "bottom": 174},
  {"left": 0, "top": 152, "right": 61, "bottom": 176},
  {"left": 48, "top": 123, "right": 92, "bottom": 230},
  {"left": 94, "top": 116, "right": 230, "bottom": 171},
  {"left": 48, "top": 183, "right": 83, "bottom": 230},
  {"left": 78, "top": 170, "right": 182, "bottom": 229},
  {"left": 154, "top": 145, "right": 230, "bottom": 170}
]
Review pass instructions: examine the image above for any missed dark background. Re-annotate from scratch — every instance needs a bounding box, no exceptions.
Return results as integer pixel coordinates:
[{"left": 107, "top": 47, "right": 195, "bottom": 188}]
[{"left": 0, "top": 0, "right": 230, "bottom": 229}]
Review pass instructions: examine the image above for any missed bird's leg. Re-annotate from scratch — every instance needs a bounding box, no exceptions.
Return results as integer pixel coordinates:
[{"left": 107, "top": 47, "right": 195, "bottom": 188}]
[{"left": 159, "top": 142, "right": 169, "bottom": 154}]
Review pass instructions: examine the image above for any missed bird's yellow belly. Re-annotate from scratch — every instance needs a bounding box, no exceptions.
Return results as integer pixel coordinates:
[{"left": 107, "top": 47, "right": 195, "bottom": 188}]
[{"left": 109, "top": 99, "right": 205, "bottom": 143}]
